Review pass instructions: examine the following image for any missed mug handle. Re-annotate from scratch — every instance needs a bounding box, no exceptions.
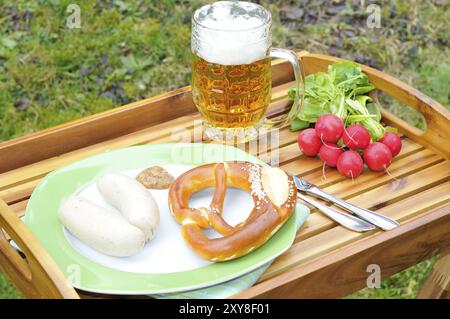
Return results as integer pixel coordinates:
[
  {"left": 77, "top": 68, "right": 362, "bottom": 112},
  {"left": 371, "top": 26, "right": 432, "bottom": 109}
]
[{"left": 266, "top": 48, "right": 305, "bottom": 128}]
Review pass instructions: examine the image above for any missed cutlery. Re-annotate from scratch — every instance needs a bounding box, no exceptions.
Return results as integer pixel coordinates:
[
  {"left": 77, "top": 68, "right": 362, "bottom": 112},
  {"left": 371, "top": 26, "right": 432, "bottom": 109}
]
[
  {"left": 293, "top": 176, "right": 399, "bottom": 230},
  {"left": 297, "top": 193, "right": 376, "bottom": 232}
]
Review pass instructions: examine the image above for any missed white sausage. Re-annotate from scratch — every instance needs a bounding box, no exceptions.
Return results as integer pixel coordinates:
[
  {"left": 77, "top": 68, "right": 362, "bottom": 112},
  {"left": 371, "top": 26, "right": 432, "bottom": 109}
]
[
  {"left": 97, "top": 173, "right": 160, "bottom": 241},
  {"left": 58, "top": 196, "right": 146, "bottom": 257}
]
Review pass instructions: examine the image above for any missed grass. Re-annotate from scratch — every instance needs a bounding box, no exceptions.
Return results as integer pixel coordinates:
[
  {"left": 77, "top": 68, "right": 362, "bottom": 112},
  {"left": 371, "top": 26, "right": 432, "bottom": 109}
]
[
  {"left": 0, "top": 0, "right": 448, "bottom": 298},
  {"left": 347, "top": 257, "right": 437, "bottom": 299},
  {"left": 0, "top": 273, "right": 22, "bottom": 299}
]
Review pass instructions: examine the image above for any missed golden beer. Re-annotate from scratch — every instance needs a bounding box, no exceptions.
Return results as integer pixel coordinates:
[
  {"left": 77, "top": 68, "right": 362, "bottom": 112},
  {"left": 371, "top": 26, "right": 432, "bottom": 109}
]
[
  {"left": 192, "top": 1, "right": 304, "bottom": 142},
  {"left": 192, "top": 53, "right": 271, "bottom": 128}
]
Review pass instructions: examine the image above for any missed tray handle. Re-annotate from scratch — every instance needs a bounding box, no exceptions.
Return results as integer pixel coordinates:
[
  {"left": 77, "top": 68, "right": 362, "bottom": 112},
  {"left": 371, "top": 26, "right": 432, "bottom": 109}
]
[
  {"left": 0, "top": 198, "right": 79, "bottom": 299},
  {"left": 369, "top": 90, "right": 426, "bottom": 136}
]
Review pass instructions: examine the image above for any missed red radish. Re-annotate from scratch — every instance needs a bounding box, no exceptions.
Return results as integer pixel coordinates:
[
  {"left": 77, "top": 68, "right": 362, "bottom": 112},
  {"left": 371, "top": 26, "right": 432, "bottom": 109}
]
[
  {"left": 363, "top": 142, "right": 393, "bottom": 172},
  {"left": 380, "top": 132, "right": 402, "bottom": 157},
  {"left": 342, "top": 125, "right": 371, "bottom": 150},
  {"left": 337, "top": 150, "right": 364, "bottom": 178},
  {"left": 298, "top": 128, "right": 322, "bottom": 156},
  {"left": 319, "top": 142, "right": 344, "bottom": 167},
  {"left": 315, "top": 114, "right": 344, "bottom": 143}
]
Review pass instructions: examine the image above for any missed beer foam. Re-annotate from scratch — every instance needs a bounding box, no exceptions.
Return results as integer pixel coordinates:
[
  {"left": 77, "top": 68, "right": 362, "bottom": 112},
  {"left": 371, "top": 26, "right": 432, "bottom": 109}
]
[{"left": 192, "top": 1, "right": 271, "bottom": 65}]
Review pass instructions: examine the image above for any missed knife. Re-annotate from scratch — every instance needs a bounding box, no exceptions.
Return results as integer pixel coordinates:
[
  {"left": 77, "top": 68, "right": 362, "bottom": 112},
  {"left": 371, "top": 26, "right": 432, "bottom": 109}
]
[
  {"left": 297, "top": 192, "right": 376, "bottom": 232},
  {"left": 293, "top": 176, "right": 400, "bottom": 231}
]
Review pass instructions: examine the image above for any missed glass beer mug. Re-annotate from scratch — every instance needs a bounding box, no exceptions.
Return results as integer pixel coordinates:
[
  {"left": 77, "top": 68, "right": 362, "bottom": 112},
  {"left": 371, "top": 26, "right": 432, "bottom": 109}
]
[{"left": 192, "top": 1, "right": 304, "bottom": 143}]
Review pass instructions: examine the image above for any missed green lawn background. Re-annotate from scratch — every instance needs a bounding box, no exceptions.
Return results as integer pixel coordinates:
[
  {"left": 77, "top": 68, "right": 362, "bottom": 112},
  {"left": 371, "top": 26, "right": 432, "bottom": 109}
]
[{"left": 0, "top": 0, "right": 448, "bottom": 298}]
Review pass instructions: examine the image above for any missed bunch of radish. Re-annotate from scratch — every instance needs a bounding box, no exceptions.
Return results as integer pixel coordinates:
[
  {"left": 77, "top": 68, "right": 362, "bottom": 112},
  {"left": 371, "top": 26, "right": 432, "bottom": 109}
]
[{"left": 297, "top": 114, "right": 402, "bottom": 179}]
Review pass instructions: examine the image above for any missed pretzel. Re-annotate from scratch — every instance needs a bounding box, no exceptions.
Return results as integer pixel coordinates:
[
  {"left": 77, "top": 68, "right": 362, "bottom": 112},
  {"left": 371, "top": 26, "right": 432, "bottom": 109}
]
[{"left": 168, "top": 161, "right": 297, "bottom": 262}]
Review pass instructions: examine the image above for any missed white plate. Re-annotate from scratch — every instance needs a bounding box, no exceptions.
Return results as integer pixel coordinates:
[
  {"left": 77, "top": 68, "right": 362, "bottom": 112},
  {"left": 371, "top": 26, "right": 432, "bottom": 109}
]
[{"left": 65, "top": 164, "right": 255, "bottom": 274}]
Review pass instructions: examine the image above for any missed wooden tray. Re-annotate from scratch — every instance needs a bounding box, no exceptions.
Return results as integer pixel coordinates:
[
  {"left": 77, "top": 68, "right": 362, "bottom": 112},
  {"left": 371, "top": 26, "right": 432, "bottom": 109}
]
[{"left": 0, "top": 51, "right": 449, "bottom": 298}]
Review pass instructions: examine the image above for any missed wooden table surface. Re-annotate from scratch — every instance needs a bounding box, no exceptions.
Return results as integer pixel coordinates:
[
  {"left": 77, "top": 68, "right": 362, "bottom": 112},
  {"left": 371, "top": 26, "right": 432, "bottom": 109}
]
[{"left": 0, "top": 52, "right": 449, "bottom": 298}]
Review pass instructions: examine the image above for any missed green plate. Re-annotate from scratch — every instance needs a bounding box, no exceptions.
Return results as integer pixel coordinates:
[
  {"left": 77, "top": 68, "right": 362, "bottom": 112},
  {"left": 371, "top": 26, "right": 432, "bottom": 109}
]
[{"left": 25, "top": 143, "right": 297, "bottom": 294}]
